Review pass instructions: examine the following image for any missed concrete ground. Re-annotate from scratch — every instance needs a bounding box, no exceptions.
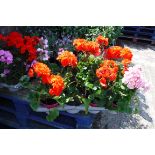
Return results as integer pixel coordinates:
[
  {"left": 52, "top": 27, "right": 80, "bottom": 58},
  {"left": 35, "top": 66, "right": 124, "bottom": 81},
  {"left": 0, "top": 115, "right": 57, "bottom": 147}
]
[{"left": 93, "top": 41, "right": 155, "bottom": 129}]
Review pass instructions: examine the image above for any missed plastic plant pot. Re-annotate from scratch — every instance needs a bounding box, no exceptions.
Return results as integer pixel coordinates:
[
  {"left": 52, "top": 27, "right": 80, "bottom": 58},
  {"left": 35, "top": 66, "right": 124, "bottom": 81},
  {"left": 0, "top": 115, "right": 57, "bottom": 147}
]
[{"left": 42, "top": 103, "right": 59, "bottom": 109}]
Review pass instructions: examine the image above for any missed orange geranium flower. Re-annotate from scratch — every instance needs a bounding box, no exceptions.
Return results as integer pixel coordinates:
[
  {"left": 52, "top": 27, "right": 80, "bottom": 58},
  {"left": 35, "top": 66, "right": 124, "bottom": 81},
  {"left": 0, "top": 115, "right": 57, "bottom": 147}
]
[
  {"left": 121, "top": 59, "right": 131, "bottom": 75},
  {"left": 28, "top": 62, "right": 51, "bottom": 78},
  {"left": 73, "top": 39, "right": 101, "bottom": 56},
  {"left": 99, "top": 77, "right": 107, "bottom": 88},
  {"left": 28, "top": 62, "right": 65, "bottom": 96},
  {"left": 109, "top": 72, "right": 117, "bottom": 81},
  {"left": 105, "top": 46, "right": 123, "bottom": 59},
  {"left": 96, "top": 35, "right": 109, "bottom": 46},
  {"left": 120, "top": 47, "right": 133, "bottom": 61},
  {"left": 49, "top": 75, "right": 65, "bottom": 96},
  {"left": 42, "top": 74, "right": 65, "bottom": 96},
  {"left": 105, "top": 46, "right": 133, "bottom": 75},
  {"left": 28, "top": 68, "right": 34, "bottom": 77},
  {"left": 96, "top": 66, "right": 111, "bottom": 79},
  {"left": 57, "top": 51, "right": 78, "bottom": 67},
  {"left": 100, "top": 60, "right": 118, "bottom": 75},
  {"left": 100, "top": 60, "right": 118, "bottom": 70},
  {"left": 96, "top": 60, "right": 118, "bottom": 87},
  {"left": 41, "top": 74, "right": 53, "bottom": 85},
  {"left": 121, "top": 59, "right": 131, "bottom": 67}
]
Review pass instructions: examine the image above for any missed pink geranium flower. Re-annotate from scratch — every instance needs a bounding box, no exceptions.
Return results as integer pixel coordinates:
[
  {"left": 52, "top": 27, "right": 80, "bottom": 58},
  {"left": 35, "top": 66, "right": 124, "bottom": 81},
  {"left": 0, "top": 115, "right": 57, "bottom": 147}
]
[{"left": 122, "top": 65, "right": 150, "bottom": 92}]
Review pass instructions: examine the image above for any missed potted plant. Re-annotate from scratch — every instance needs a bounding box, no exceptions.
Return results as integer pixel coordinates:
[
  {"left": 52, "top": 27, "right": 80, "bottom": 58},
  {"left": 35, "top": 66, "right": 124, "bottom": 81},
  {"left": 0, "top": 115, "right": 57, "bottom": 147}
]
[
  {"left": 53, "top": 35, "right": 150, "bottom": 116},
  {"left": 20, "top": 61, "right": 65, "bottom": 121},
  {"left": 0, "top": 32, "right": 51, "bottom": 91}
]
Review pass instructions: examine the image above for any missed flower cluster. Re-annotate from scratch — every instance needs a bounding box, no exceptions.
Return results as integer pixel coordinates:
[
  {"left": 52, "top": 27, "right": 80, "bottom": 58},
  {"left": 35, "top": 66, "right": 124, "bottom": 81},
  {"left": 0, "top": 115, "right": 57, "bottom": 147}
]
[
  {"left": 28, "top": 62, "right": 51, "bottom": 78},
  {"left": 37, "top": 37, "right": 50, "bottom": 61},
  {"left": 96, "top": 60, "right": 118, "bottom": 88},
  {"left": 0, "top": 69, "right": 10, "bottom": 77},
  {"left": 120, "top": 48, "right": 133, "bottom": 60},
  {"left": 28, "top": 62, "right": 65, "bottom": 96},
  {"left": 96, "top": 35, "right": 109, "bottom": 46},
  {"left": 58, "top": 48, "right": 65, "bottom": 55},
  {"left": 0, "top": 32, "right": 39, "bottom": 61},
  {"left": 122, "top": 65, "right": 150, "bottom": 92},
  {"left": 48, "top": 75, "right": 65, "bottom": 96},
  {"left": 55, "top": 35, "right": 72, "bottom": 48},
  {"left": 105, "top": 46, "right": 133, "bottom": 60},
  {"left": 57, "top": 50, "right": 78, "bottom": 67},
  {"left": 105, "top": 46, "right": 133, "bottom": 74},
  {"left": 105, "top": 46, "right": 123, "bottom": 59},
  {"left": 0, "top": 50, "right": 13, "bottom": 64},
  {"left": 3, "top": 69, "right": 10, "bottom": 75},
  {"left": 39, "top": 37, "right": 48, "bottom": 49},
  {"left": 37, "top": 48, "right": 49, "bottom": 61},
  {"left": 73, "top": 39, "right": 101, "bottom": 56},
  {"left": 120, "top": 48, "right": 133, "bottom": 74}
]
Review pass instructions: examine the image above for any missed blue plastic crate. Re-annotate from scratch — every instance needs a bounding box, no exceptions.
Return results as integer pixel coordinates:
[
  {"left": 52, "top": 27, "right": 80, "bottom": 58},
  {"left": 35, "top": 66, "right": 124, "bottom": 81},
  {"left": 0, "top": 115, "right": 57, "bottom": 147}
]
[
  {"left": 119, "top": 26, "right": 155, "bottom": 45},
  {"left": 122, "top": 26, "right": 155, "bottom": 39},
  {"left": 0, "top": 92, "right": 95, "bottom": 129}
]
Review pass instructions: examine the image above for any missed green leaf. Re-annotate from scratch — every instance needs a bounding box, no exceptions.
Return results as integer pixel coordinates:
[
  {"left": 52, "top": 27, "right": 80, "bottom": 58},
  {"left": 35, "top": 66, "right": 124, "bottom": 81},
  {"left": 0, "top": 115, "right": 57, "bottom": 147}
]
[
  {"left": 30, "top": 101, "right": 39, "bottom": 111},
  {"left": 53, "top": 94, "right": 66, "bottom": 106},
  {"left": 66, "top": 97, "right": 74, "bottom": 103},
  {"left": 85, "top": 82, "right": 93, "bottom": 89},
  {"left": 120, "top": 85, "right": 126, "bottom": 90},
  {"left": 81, "top": 98, "right": 91, "bottom": 114},
  {"left": 83, "top": 67, "right": 87, "bottom": 70},
  {"left": 46, "top": 109, "right": 59, "bottom": 121},
  {"left": 95, "top": 89, "right": 102, "bottom": 95},
  {"left": 20, "top": 75, "right": 30, "bottom": 82},
  {"left": 41, "top": 90, "right": 49, "bottom": 95},
  {"left": 93, "top": 86, "right": 97, "bottom": 90},
  {"left": 88, "top": 94, "right": 94, "bottom": 100},
  {"left": 28, "top": 91, "right": 41, "bottom": 111},
  {"left": 119, "top": 91, "right": 127, "bottom": 97},
  {"left": 28, "top": 92, "right": 40, "bottom": 101}
]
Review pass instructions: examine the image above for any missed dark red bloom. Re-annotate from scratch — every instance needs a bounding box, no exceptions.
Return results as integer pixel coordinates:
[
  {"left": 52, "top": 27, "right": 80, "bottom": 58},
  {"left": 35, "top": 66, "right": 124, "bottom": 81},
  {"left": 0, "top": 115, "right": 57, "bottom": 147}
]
[{"left": 0, "top": 31, "right": 39, "bottom": 62}]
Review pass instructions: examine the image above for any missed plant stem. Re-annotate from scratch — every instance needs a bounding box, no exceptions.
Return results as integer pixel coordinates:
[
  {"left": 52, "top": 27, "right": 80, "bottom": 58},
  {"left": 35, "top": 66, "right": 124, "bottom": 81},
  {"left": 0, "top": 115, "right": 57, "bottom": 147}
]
[{"left": 67, "top": 81, "right": 76, "bottom": 87}]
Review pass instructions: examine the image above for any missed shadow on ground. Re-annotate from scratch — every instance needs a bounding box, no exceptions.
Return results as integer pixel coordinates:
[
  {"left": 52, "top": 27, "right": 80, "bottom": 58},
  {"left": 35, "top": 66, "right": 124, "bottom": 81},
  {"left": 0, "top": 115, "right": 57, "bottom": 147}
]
[{"left": 92, "top": 92, "right": 153, "bottom": 129}]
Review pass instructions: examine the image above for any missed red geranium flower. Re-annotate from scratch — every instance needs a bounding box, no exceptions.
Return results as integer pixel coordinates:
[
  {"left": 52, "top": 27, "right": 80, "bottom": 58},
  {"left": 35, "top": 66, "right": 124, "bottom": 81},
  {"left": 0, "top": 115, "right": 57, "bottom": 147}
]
[
  {"left": 1, "top": 32, "right": 39, "bottom": 62},
  {"left": 96, "top": 35, "right": 109, "bottom": 46}
]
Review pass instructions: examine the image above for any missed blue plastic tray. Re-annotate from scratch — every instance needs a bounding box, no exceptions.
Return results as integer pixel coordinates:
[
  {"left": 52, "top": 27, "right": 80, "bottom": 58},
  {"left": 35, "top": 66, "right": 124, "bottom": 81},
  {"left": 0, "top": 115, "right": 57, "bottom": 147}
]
[{"left": 0, "top": 92, "right": 95, "bottom": 129}]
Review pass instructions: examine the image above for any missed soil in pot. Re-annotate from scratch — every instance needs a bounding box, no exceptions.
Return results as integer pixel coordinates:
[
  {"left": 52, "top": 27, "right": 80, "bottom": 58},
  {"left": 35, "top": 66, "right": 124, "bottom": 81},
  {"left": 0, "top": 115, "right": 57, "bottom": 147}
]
[
  {"left": 66, "top": 96, "right": 82, "bottom": 106},
  {"left": 41, "top": 98, "right": 59, "bottom": 109},
  {"left": 66, "top": 101, "right": 81, "bottom": 106}
]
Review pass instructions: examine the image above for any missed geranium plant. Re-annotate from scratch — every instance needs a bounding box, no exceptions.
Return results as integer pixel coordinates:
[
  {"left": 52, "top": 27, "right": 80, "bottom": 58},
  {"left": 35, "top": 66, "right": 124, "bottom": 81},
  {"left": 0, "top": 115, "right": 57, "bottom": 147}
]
[
  {"left": 0, "top": 32, "right": 51, "bottom": 85},
  {"left": 54, "top": 35, "right": 149, "bottom": 114},
  {"left": 20, "top": 61, "right": 65, "bottom": 121}
]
